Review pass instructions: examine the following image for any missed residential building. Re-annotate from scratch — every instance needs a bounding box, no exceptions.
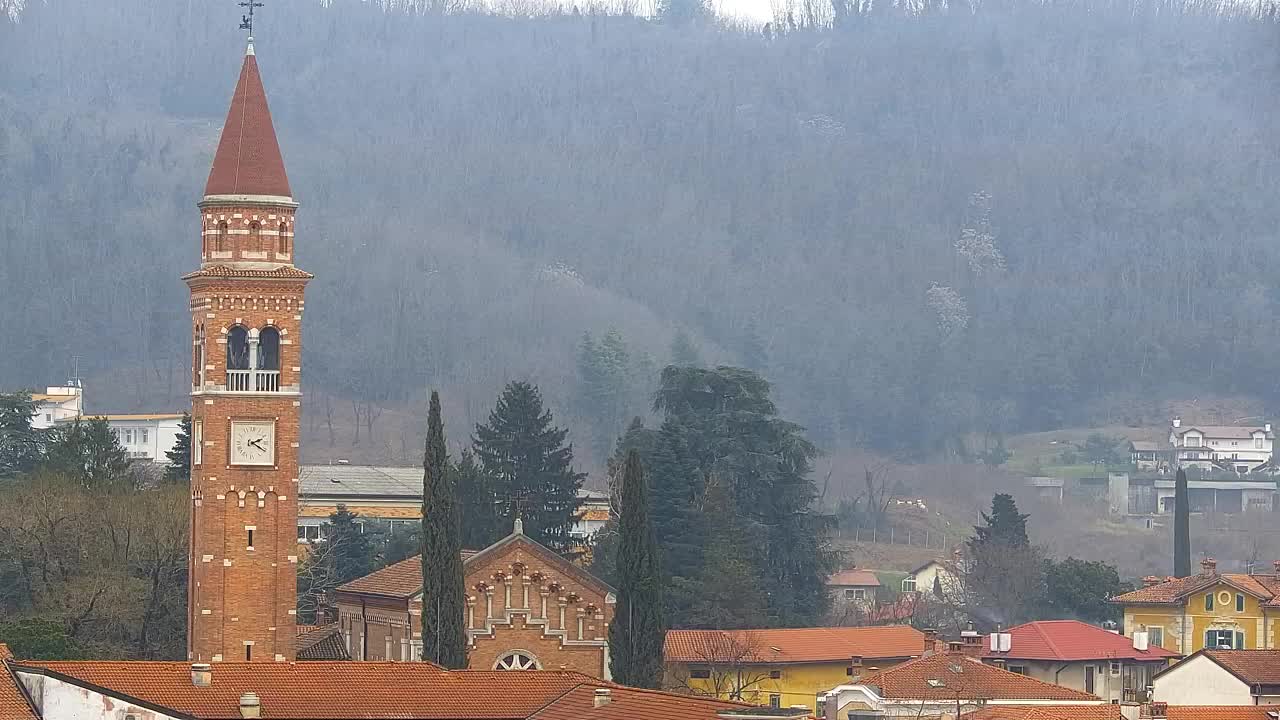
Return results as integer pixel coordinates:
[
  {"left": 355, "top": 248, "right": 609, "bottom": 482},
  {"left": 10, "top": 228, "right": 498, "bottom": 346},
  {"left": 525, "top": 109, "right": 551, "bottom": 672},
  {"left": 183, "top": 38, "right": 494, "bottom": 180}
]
[
  {"left": 982, "top": 620, "right": 1178, "bottom": 703},
  {"left": 903, "top": 558, "right": 960, "bottom": 597},
  {"left": 185, "top": 37, "right": 310, "bottom": 663},
  {"left": 1113, "top": 558, "right": 1280, "bottom": 655},
  {"left": 0, "top": 644, "right": 749, "bottom": 720},
  {"left": 62, "top": 413, "right": 184, "bottom": 464},
  {"left": 1130, "top": 441, "right": 1163, "bottom": 472},
  {"left": 664, "top": 625, "right": 929, "bottom": 712},
  {"left": 297, "top": 463, "right": 610, "bottom": 544},
  {"left": 1168, "top": 418, "right": 1274, "bottom": 474},
  {"left": 819, "top": 649, "right": 1102, "bottom": 719},
  {"left": 1152, "top": 650, "right": 1280, "bottom": 706},
  {"left": 828, "top": 568, "right": 881, "bottom": 607},
  {"left": 334, "top": 518, "right": 615, "bottom": 677},
  {"left": 28, "top": 386, "right": 82, "bottom": 429}
]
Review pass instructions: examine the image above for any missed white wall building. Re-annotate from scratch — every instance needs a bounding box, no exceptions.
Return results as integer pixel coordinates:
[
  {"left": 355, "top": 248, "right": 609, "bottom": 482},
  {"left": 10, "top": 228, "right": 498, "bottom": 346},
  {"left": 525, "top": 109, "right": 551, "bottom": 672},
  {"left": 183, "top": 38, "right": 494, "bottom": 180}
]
[
  {"left": 55, "top": 413, "right": 185, "bottom": 464},
  {"left": 1152, "top": 649, "right": 1280, "bottom": 706},
  {"left": 1169, "top": 418, "right": 1274, "bottom": 473},
  {"left": 29, "top": 386, "right": 83, "bottom": 429}
]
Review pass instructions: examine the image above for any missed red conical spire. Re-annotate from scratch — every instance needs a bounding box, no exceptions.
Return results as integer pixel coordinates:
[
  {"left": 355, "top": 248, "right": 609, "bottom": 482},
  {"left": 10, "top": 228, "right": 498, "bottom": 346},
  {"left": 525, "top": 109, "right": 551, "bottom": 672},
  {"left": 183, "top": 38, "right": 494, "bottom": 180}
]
[{"left": 204, "top": 41, "right": 292, "bottom": 198}]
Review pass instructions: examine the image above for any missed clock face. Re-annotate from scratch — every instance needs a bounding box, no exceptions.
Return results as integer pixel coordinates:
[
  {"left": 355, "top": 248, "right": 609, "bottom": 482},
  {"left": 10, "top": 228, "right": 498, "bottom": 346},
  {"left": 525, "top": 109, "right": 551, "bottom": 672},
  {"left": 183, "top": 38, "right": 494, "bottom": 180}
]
[{"left": 230, "top": 421, "right": 275, "bottom": 466}]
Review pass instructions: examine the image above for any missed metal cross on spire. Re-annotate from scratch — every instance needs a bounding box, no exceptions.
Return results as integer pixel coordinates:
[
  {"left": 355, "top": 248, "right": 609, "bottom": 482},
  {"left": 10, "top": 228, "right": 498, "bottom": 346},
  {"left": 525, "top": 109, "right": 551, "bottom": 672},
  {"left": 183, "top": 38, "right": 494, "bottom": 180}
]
[{"left": 239, "top": 0, "right": 264, "bottom": 37}]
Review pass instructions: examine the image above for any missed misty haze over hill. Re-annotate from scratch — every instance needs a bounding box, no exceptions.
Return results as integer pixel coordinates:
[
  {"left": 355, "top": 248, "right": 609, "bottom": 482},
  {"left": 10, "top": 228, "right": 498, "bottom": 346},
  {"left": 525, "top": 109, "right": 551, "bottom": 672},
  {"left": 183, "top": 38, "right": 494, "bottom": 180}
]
[{"left": 1, "top": 0, "right": 1278, "bottom": 466}]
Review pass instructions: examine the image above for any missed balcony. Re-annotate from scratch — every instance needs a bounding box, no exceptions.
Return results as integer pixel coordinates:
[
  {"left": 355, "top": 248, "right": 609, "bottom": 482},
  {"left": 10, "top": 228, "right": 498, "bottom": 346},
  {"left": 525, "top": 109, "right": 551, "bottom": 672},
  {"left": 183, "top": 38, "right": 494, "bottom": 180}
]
[{"left": 226, "top": 369, "right": 280, "bottom": 393}]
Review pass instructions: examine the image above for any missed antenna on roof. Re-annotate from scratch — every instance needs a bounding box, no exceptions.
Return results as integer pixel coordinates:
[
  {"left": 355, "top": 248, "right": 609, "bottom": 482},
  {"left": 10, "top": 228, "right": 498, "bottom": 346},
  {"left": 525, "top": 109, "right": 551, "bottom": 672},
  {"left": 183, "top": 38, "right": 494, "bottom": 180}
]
[{"left": 239, "top": 0, "right": 264, "bottom": 39}]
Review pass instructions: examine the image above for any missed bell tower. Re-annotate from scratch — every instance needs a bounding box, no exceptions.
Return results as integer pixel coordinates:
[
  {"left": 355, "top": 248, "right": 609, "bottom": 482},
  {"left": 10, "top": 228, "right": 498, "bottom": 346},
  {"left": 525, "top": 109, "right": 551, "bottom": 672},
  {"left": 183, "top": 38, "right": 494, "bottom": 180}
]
[{"left": 186, "top": 38, "right": 310, "bottom": 663}]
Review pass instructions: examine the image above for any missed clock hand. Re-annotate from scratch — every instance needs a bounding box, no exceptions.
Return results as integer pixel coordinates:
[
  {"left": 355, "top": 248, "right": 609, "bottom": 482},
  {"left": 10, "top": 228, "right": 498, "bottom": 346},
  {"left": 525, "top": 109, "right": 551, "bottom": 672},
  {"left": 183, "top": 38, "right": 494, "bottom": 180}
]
[{"left": 248, "top": 439, "right": 263, "bottom": 450}]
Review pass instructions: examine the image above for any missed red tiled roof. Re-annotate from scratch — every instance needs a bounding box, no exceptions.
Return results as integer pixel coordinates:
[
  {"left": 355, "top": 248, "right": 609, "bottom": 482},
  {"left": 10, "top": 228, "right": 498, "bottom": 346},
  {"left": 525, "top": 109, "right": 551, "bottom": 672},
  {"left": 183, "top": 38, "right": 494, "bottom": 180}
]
[
  {"left": 0, "top": 645, "right": 38, "bottom": 720},
  {"left": 857, "top": 653, "right": 1099, "bottom": 701},
  {"left": 983, "top": 620, "right": 1178, "bottom": 662},
  {"left": 183, "top": 264, "right": 314, "bottom": 280},
  {"left": 664, "top": 625, "right": 925, "bottom": 664},
  {"left": 530, "top": 685, "right": 746, "bottom": 720},
  {"left": 12, "top": 661, "right": 597, "bottom": 719},
  {"left": 1198, "top": 650, "right": 1280, "bottom": 684},
  {"left": 966, "top": 706, "right": 1124, "bottom": 720},
  {"left": 828, "top": 569, "right": 882, "bottom": 587},
  {"left": 1163, "top": 707, "right": 1280, "bottom": 720},
  {"left": 1113, "top": 573, "right": 1280, "bottom": 607},
  {"left": 205, "top": 45, "right": 292, "bottom": 198},
  {"left": 294, "top": 624, "right": 349, "bottom": 661}
]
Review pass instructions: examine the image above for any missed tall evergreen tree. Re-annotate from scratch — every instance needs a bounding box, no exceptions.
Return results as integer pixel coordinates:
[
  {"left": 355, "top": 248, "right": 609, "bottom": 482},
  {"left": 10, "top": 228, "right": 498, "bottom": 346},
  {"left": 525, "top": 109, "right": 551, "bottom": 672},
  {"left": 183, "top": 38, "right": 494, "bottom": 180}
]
[
  {"left": 473, "top": 381, "right": 585, "bottom": 555},
  {"left": 1174, "top": 468, "right": 1191, "bottom": 578},
  {"left": 608, "top": 450, "right": 666, "bottom": 687},
  {"left": 455, "top": 448, "right": 503, "bottom": 550},
  {"left": 164, "top": 413, "right": 192, "bottom": 483},
  {"left": 420, "top": 391, "right": 467, "bottom": 668},
  {"left": 589, "top": 418, "right": 659, "bottom": 586},
  {"left": 687, "top": 475, "right": 769, "bottom": 628},
  {"left": 971, "top": 493, "right": 1030, "bottom": 548},
  {"left": 327, "top": 505, "right": 379, "bottom": 585},
  {"left": 43, "top": 416, "right": 132, "bottom": 491},
  {"left": 0, "top": 391, "right": 42, "bottom": 478}
]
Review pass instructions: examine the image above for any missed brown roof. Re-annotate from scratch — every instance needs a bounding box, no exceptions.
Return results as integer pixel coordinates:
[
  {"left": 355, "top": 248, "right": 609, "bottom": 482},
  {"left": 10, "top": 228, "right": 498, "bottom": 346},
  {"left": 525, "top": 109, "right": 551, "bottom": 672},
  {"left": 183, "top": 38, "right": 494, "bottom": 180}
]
[
  {"left": 857, "top": 653, "right": 1099, "bottom": 701},
  {"left": 828, "top": 569, "right": 882, "bottom": 587},
  {"left": 966, "top": 706, "right": 1124, "bottom": 720},
  {"left": 1163, "top": 708, "right": 1280, "bottom": 720},
  {"left": 337, "top": 530, "right": 610, "bottom": 600},
  {"left": 1113, "top": 573, "right": 1280, "bottom": 607},
  {"left": 294, "top": 624, "right": 349, "bottom": 661},
  {"left": 1197, "top": 650, "right": 1280, "bottom": 685},
  {"left": 530, "top": 684, "right": 746, "bottom": 720},
  {"left": 204, "top": 44, "right": 292, "bottom": 198},
  {"left": 664, "top": 625, "right": 925, "bottom": 664},
  {"left": 183, "top": 264, "right": 314, "bottom": 280},
  {"left": 0, "top": 645, "right": 38, "bottom": 720},
  {"left": 13, "top": 661, "right": 596, "bottom": 719},
  {"left": 1172, "top": 426, "right": 1273, "bottom": 440}
]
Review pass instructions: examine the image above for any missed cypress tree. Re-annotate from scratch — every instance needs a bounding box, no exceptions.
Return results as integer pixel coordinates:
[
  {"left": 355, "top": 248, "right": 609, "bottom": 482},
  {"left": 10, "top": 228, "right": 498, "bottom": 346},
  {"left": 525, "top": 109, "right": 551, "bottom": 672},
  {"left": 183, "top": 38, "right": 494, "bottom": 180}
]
[
  {"left": 608, "top": 450, "right": 666, "bottom": 688},
  {"left": 420, "top": 391, "right": 467, "bottom": 668},
  {"left": 1174, "top": 468, "right": 1191, "bottom": 578}
]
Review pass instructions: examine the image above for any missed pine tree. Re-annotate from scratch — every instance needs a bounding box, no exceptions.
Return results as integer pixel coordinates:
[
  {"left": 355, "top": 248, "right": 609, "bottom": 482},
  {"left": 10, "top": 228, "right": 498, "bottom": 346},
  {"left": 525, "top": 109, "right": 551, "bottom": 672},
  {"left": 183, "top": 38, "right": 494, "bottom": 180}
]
[
  {"left": 43, "top": 416, "right": 132, "bottom": 491},
  {"left": 164, "top": 413, "right": 192, "bottom": 483},
  {"left": 1174, "top": 468, "right": 1191, "bottom": 578},
  {"left": 327, "top": 505, "right": 379, "bottom": 585},
  {"left": 972, "top": 493, "right": 1030, "bottom": 548},
  {"left": 0, "top": 391, "right": 43, "bottom": 478},
  {"left": 455, "top": 448, "right": 503, "bottom": 550},
  {"left": 473, "top": 381, "right": 585, "bottom": 555},
  {"left": 687, "top": 476, "right": 768, "bottom": 628},
  {"left": 420, "top": 391, "right": 467, "bottom": 668},
  {"left": 608, "top": 450, "right": 666, "bottom": 688}
]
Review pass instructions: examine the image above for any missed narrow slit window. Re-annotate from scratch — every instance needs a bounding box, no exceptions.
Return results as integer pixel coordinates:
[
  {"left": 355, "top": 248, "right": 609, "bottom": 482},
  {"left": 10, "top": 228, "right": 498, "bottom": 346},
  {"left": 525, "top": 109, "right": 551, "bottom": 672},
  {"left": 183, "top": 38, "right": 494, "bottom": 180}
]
[{"left": 248, "top": 529, "right": 254, "bottom": 548}]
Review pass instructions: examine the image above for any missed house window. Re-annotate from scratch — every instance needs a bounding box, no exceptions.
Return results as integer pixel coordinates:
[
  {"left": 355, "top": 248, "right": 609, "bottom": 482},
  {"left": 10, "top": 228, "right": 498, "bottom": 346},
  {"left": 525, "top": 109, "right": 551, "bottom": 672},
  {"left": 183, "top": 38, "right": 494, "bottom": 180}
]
[
  {"left": 1237, "top": 594, "right": 1246, "bottom": 612},
  {"left": 1205, "top": 593, "right": 1214, "bottom": 611},
  {"left": 1110, "top": 661, "right": 1122, "bottom": 676},
  {"left": 193, "top": 421, "right": 203, "bottom": 465},
  {"left": 1256, "top": 438, "right": 1264, "bottom": 449},
  {"left": 297, "top": 524, "right": 324, "bottom": 542},
  {"left": 139, "top": 428, "right": 148, "bottom": 444},
  {"left": 1205, "top": 630, "right": 1243, "bottom": 649},
  {"left": 1186, "top": 436, "right": 1201, "bottom": 447},
  {"left": 1149, "top": 628, "right": 1163, "bottom": 648},
  {"left": 1008, "top": 665, "right": 1028, "bottom": 675},
  {"left": 44, "top": 413, "right": 51, "bottom": 423},
  {"left": 769, "top": 695, "right": 781, "bottom": 709},
  {"left": 845, "top": 588, "right": 866, "bottom": 600},
  {"left": 494, "top": 651, "right": 541, "bottom": 671},
  {"left": 690, "top": 665, "right": 711, "bottom": 679},
  {"left": 769, "top": 669, "right": 782, "bottom": 679},
  {"left": 902, "top": 578, "right": 917, "bottom": 593}
]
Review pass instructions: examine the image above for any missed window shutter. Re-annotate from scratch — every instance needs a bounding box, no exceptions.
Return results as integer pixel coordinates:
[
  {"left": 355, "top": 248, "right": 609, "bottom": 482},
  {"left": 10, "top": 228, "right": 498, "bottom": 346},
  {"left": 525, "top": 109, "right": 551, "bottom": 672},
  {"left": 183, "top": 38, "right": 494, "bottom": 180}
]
[{"left": 1236, "top": 631, "right": 1246, "bottom": 649}]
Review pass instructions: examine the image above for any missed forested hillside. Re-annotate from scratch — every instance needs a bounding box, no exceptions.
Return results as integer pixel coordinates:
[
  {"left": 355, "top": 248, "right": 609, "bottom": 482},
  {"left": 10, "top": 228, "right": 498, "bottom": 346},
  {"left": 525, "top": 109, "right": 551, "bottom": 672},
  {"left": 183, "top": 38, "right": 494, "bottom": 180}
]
[{"left": 2, "top": 0, "right": 1277, "bottom": 464}]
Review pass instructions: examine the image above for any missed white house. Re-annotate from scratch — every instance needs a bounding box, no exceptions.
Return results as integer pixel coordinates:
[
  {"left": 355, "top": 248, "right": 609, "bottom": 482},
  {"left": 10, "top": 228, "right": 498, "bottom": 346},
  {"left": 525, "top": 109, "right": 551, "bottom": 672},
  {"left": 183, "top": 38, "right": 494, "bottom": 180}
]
[
  {"left": 1152, "top": 649, "right": 1280, "bottom": 706},
  {"left": 29, "top": 386, "right": 83, "bottom": 429},
  {"left": 56, "top": 413, "right": 185, "bottom": 464},
  {"left": 1169, "top": 418, "right": 1274, "bottom": 474}
]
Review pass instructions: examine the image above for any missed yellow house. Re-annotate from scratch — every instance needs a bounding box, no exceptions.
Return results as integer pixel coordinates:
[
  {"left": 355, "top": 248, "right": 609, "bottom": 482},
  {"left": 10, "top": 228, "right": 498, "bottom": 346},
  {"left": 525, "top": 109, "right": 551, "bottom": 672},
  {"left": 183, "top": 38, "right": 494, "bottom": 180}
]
[
  {"left": 1114, "top": 558, "right": 1280, "bottom": 654},
  {"left": 663, "top": 625, "right": 928, "bottom": 712}
]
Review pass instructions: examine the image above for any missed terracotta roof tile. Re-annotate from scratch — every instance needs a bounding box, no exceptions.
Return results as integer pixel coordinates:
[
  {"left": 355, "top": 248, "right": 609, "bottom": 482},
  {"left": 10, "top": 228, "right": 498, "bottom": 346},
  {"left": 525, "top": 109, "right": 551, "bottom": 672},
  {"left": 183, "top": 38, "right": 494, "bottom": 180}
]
[
  {"left": 0, "top": 645, "right": 38, "bottom": 720},
  {"left": 664, "top": 625, "right": 925, "bottom": 664},
  {"left": 857, "top": 653, "right": 1099, "bottom": 701},
  {"left": 1200, "top": 650, "right": 1280, "bottom": 684},
  {"left": 966, "top": 705, "right": 1125, "bottom": 720},
  {"left": 294, "top": 624, "right": 349, "bottom": 661},
  {"left": 205, "top": 46, "right": 292, "bottom": 198},
  {"left": 530, "top": 685, "right": 746, "bottom": 720},
  {"left": 183, "top": 264, "right": 314, "bottom": 280},
  {"left": 1113, "top": 573, "right": 1280, "bottom": 606},
  {"left": 983, "top": 620, "right": 1178, "bottom": 662},
  {"left": 828, "top": 569, "right": 882, "bottom": 587},
  {"left": 1163, "top": 707, "right": 1280, "bottom": 720},
  {"left": 13, "top": 661, "right": 597, "bottom": 719}
]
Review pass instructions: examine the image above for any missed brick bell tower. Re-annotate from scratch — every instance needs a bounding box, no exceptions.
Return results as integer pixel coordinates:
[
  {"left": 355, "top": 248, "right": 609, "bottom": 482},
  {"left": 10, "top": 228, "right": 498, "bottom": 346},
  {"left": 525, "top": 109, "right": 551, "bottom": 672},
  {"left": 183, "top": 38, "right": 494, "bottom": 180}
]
[{"left": 186, "top": 38, "right": 310, "bottom": 663}]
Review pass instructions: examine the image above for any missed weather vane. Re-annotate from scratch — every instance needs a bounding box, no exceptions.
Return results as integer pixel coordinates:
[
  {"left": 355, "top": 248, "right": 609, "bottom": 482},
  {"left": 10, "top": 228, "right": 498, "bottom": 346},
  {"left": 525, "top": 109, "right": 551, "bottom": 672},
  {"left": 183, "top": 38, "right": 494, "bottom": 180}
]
[{"left": 239, "top": 0, "right": 264, "bottom": 37}]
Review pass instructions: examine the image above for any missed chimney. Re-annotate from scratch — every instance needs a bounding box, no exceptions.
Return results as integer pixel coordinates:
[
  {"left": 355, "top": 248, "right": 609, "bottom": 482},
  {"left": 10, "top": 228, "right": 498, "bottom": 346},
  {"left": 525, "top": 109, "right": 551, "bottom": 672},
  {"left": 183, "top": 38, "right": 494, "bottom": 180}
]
[
  {"left": 190, "top": 663, "right": 212, "bottom": 688},
  {"left": 593, "top": 688, "right": 611, "bottom": 708},
  {"left": 947, "top": 641, "right": 964, "bottom": 654},
  {"left": 923, "top": 628, "right": 939, "bottom": 654},
  {"left": 238, "top": 692, "right": 261, "bottom": 719},
  {"left": 847, "top": 655, "right": 864, "bottom": 679},
  {"left": 1266, "top": 423, "right": 1273, "bottom": 433},
  {"left": 1273, "top": 560, "right": 1280, "bottom": 575},
  {"left": 1142, "top": 575, "right": 1161, "bottom": 587},
  {"left": 1172, "top": 417, "right": 1181, "bottom": 429},
  {"left": 1201, "top": 557, "right": 1217, "bottom": 576},
  {"left": 1146, "top": 702, "right": 1168, "bottom": 720}
]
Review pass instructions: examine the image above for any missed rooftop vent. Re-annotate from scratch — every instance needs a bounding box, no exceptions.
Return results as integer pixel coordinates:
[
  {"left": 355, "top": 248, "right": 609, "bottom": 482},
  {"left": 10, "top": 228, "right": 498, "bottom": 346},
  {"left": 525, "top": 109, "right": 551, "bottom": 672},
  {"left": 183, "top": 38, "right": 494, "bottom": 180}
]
[
  {"left": 190, "top": 663, "right": 212, "bottom": 687},
  {"left": 593, "top": 688, "right": 611, "bottom": 708},
  {"left": 239, "top": 692, "right": 262, "bottom": 719}
]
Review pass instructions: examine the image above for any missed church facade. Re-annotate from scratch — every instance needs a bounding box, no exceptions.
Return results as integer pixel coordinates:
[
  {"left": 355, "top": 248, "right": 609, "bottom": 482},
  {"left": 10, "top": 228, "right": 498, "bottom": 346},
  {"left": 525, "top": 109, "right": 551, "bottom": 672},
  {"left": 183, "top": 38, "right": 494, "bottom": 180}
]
[
  {"left": 186, "top": 39, "right": 310, "bottom": 663},
  {"left": 334, "top": 522, "right": 616, "bottom": 677}
]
